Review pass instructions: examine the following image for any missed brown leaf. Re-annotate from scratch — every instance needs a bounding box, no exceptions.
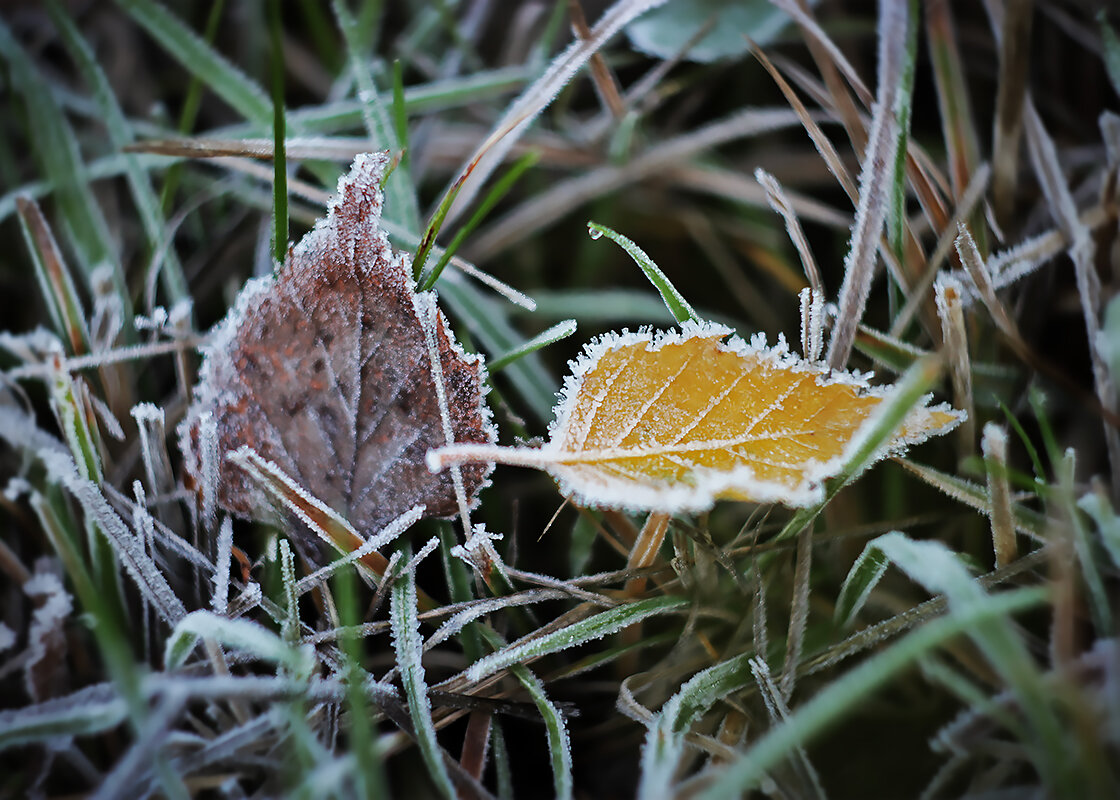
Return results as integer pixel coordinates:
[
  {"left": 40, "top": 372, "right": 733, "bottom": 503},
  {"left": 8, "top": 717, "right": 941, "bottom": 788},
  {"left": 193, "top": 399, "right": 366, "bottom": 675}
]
[{"left": 181, "top": 153, "right": 495, "bottom": 561}]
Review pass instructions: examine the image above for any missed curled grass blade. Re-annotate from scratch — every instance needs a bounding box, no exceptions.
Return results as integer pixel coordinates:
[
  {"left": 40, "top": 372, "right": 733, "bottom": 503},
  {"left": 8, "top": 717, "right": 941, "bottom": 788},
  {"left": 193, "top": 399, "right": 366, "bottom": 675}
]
[{"left": 165, "top": 610, "right": 314, "bottom": 674}]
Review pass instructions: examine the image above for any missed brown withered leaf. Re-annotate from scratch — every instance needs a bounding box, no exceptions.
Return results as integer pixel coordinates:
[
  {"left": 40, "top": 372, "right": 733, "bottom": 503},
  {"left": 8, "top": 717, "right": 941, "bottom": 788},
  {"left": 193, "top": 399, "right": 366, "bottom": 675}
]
[
  {"left": 180, "top": 153, "right": 494, "bottom": 561},
  {"left": 430, "top": 322, "right": 963, "bottom": 513}
]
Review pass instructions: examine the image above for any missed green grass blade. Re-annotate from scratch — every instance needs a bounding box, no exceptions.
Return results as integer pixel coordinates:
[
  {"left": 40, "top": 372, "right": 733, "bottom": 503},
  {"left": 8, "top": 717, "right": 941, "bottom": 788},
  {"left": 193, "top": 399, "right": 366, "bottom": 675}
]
[
  {"left": 587, "top": 222, "right": 700, "bottom": 324},
  {"left": 438, "top": 278, "right": 556, "bottom": 422},
  {"left": 332, "top": 0, "right": 420, "bottom": 233},
  {"left": 523, "top": 289, "right": 678, "bottom": 325},
  {"left": 0, "top": 690, "right": 128, "bottom": 750},
  {"left": 165, "top": 610, "right": 314, "bottom": 674},
  {"left": 834, "top": 541, "right": 889, "bottom": 629},
  {"left": 45, "top": 0, "right": 189, "bottom": 307},
  {"left": 478, "top": 626, "right": 573, "bottom": 800},
  {"left": 390, "top": 550, "right": 456, "bottom": 799},
  {"left": 873, "top": 532, "right": 1078, "bottom": 793},
  {"left": 700, "top": 586, "right": 1046, "bottom": 799},
  {"left": 639, "top": 653, "right": 752, "bottom": 800},
  {"left": 16, "top": 197, "right": 92, "bottom": 355},
  {"left": 419, "top": 150, "right": 540, "bottom": 292},
  {"left": 466, "top": 596, "right": 688, "bottom": 683},
  {"left": 116, "top": 0, "right": 272, "bottom": 126},
  {"left": 268, "top": 0, "right": 289, "bottom": 265},
  {"left": 0, "top": 19, "right": 128, "bottom": 311},
  {"left": 489, "top": 320, "right": 577, "bottom": 372}
]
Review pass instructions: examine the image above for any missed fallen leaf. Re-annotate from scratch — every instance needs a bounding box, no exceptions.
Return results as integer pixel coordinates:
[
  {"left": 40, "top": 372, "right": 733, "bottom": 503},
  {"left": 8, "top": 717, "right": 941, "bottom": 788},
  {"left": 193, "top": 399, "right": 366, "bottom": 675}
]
[
  {"left": 429, "top": 321, "right": 963, "bottom": 512},
  {"left": 181, "top": 153, "right": 495, "bottom": 561}
]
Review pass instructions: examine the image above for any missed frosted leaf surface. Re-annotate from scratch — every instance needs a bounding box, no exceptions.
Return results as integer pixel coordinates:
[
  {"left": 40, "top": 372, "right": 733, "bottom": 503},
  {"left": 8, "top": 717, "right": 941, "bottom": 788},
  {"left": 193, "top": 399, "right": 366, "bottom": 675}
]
[
  {"left": 432, "top": 321, "right": 963, "bottom": 512},
  {"left": 181, "top": 153, "right": 494, "bottom": 561}
]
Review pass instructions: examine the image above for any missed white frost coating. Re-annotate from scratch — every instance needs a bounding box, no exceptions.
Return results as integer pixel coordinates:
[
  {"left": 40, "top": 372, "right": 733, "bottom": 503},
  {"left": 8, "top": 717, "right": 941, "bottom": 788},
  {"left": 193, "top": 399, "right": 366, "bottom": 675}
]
[
  {"left": 197, "top": 411, "right": 219, "bottom": 529},
  {"left": 0, "top": 404, "right": 68, "bottom": 457},
  {"left": 37, "top": 448, "right": 188, "bottom": 625},
  {"left": 450, "top": 523, "right": 504, "bottom": 573},
  {"left": 0, "top": 623, "right": 13, "bottom": 653},
  {"left": 228, "top": 446, "right": 356, "bottom": 543},
  {"left": 294, "top": 505, "right": 423, "bottom": 596},
  {"left": 211, "top": 516, "right": 233, "bottom": 616},
  {"left": 22, "top": 571, "right": 73, "bottom": 700},
  {"left": 4, "top": 476, "right": 31, "bottom": 502},
  {"left": 419, "top": 292, "right": 472, "bottom": 534}
]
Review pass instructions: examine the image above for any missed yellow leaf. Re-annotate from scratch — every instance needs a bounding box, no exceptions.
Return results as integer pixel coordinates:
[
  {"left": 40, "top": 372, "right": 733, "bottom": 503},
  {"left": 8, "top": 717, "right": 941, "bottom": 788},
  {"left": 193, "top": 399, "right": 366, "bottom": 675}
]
[{"left": 430, "top": 322, "right": 964, "bottom": 512}]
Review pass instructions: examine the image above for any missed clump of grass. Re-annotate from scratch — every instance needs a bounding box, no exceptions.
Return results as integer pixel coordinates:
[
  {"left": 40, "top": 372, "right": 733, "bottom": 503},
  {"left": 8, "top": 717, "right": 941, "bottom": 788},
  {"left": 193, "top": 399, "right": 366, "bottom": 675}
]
[{"left": 2, "top": 2, "right": 1119, "bottom": 798}]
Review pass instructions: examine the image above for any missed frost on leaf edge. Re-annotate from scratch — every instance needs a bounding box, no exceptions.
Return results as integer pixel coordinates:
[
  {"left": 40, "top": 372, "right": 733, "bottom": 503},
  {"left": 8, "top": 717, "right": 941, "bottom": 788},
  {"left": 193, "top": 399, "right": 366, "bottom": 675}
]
[{"left": 541, "top": 320, "right": 965, "bottom": 512}]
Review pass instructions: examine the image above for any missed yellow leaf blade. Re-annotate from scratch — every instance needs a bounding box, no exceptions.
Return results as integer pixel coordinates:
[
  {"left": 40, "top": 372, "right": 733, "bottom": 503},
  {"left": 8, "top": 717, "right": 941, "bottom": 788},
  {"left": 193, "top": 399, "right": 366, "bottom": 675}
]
[{"left": 431, "top": 322, "right": 965, "bottom": 513}]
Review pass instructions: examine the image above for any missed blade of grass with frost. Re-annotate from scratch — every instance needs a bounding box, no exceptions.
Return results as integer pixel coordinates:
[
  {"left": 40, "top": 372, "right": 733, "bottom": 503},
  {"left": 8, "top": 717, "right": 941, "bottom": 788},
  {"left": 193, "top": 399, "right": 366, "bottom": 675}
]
[
  {"left": 1078, "top": 490, "right": 1120, "bottom": 570},
  {"left": 465, "top": 595, "right": 687, "bottom": 683},
  {"left": 17, "top": 197, "right": 91, "bottom": 356},
  {"left": 638, "top": 652, "right": 752, "bottom": 800},
  {"left": 279, "top": 540, "right": 300, "bottom": 645},
  {"left": 156, "top": 0, "right": 223, "bottom": 214},
  {"left": 25, "top": 489, "right": 178, "bottom": 794},
  {"left": 419, "top": 151, "right": 540, "bottom": 292},
  {"left": 549, "top": 631, "right": 680, "bottom": 682},
  {"left": 1055, "top": 450, "right": 1112, "bottom": 633},
  {"left": 0, "top": 20, "right": 129, "bottom": 314},
  {"left": 825, "top": 1, "right": 909, "bottom": 370},
  {"left": 800, "top": 549, "right": 1049, "bottom": 680},
  {"left": 117, "top": 0, "right": 271, "bottom": 125},
  {"left": 276, "top": 67, "right": 532, "bottom": 132},
  {"left": 477, "top": 626, "right": 573, "bottom": 800},
  {"left": 0, "top": 152, "right": 176, "bottom": 224},
  {"left": 41, "top": 449, "right": 186, "bottom": 623},
  {"left": 390, "top": 552, "right": 456, "bottom": 800},
  {"left": 772, "top": 354, "right": 947, "bottom": 545},
  {"left": 873, "top": 532, "right": 1079, "bottom": 793},
  {"left": 332, "top": 0, "right": 420, "bottom": 234},
  {"left": 45, "top": 0, "right": 189, "bottom": 306},
  {"left": 834, "top": 540, "right": 889, "bottom": 629},
  {"left": 438, "top": 279, "right": 556, "bottom": 421},
  {"left": 490, "top": 320, "right": 577, "bottom": 372},
  {"left": 587, "top": 222, "right": 700, "bottom": 324},
  {"left": 897, "top": 459, "right": 1045, "bottom": 539},
  {"left": 438, "top": 525, "right": 486, "bottom": 661},
  {"left": 469, "top": 108, "right": 805, "bottom": 262},
  {"left": 44, "top": 372, "right": 130, "bottom": 623},
  {"left": 700, "top": 584, "right": 1046, "bottom": 799},
  {"left": 1025, "top": 102, "right": 1120, "bottom": 498},
  {"left": 886, "top": 0, "right": 918, "bottom": 259},
  {"left": 445, "top": 0, "right": 670, "bottom": 225},
  {"left": 0, "top": 686, "right": 127, "bottom": 749},
  {"left": 90, "top": 691, "right": 188, "bottom": 800},
  {"left": 165, "top": 610, "right": 314, "bottom": 674},
  {"left": 334, "top": 566, "right": 389, "bottom": 800}
]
